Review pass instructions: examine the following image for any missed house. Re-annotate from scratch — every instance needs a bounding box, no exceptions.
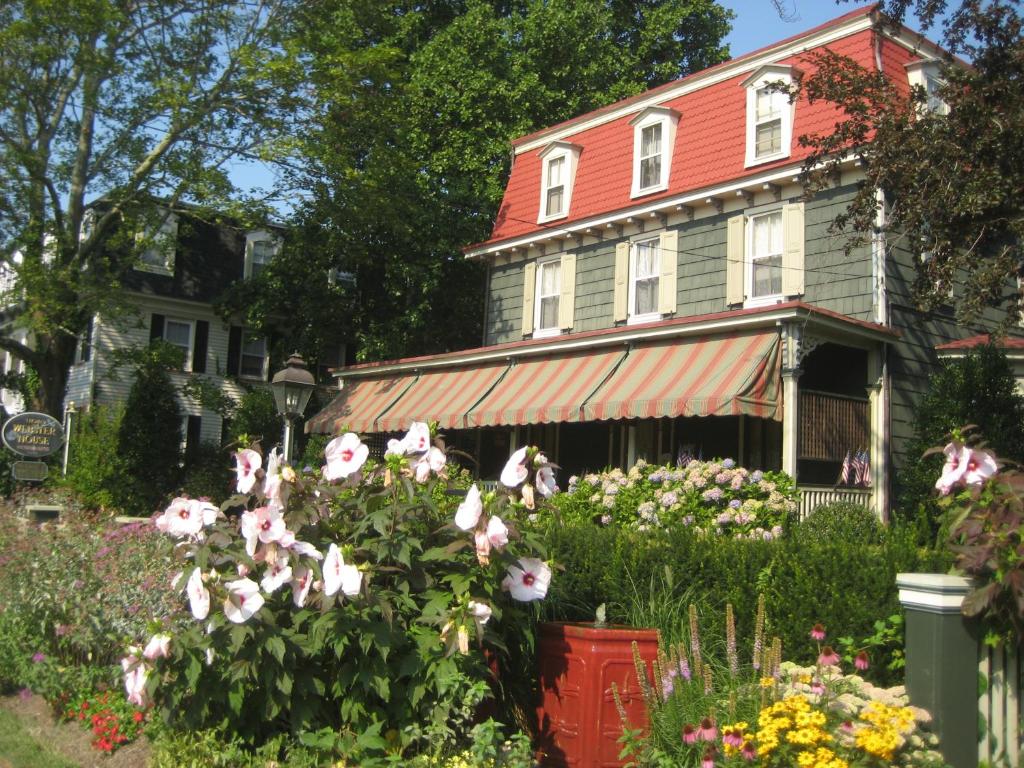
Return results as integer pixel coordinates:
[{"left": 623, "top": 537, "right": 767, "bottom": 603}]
[
  {"left": 53, "top": 207, "right": 297, "bottom": 456},
  {"left": 936, "top": 335, "right": 1024, "bottom": 396},
  {"left": 307, "top": 6, "right": 1000, "bottom": 519}
]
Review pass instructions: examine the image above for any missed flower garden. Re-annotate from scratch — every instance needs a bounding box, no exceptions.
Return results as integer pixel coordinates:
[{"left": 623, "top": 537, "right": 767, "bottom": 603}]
[{"left": 0, "top": 420, "right": 1014, "bottom": 767}]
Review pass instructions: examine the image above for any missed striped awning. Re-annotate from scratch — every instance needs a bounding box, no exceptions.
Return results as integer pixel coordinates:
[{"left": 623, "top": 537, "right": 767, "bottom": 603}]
[
  {"left": 305, "top": 374, "right": 416, "bottom": 435},
  {"left": 466, "top": 349, "right": 627, "bottom": 427},
  {"left": 582, "top": 330, "right": 782, "bottom": 421},
  {"left": 375, "top": 362, "right": 509, "bottom": 432}
]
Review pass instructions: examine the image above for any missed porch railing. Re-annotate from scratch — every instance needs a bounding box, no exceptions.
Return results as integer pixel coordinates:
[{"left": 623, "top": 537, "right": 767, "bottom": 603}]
[{"left": 797, "top": 485, "right": 872, "bottom": 521}]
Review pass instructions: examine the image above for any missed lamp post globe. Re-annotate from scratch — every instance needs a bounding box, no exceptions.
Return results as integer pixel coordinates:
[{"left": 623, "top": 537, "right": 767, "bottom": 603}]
[{"left": 270, "top": 353, "right": 315, "bottom": 462}]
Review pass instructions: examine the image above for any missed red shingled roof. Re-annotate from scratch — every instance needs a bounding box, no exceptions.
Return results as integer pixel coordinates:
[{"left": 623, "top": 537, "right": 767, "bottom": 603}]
[
  {"left": 471, "top": 4, "right": 933, "bottom": 252},
  {"left": 936, "top": 334, "right": 1024, "bottom": 351}
]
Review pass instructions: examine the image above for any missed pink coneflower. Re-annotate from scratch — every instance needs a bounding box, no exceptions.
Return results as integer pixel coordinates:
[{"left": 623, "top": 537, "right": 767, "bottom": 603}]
[
  {"left": 682, "top": 723, "right": 698, "bottom": 744},
  {"left": 741, "top": 740, "right": 757, "bottom": 761},
  {"left": 702, "top": 745, "right": 718, "bottom": 768},
  {"left": 810, "top": 679, "right": 826, "bottom": 695},
  {"left": 722, "top": 725, "right": 744, "bottom": 747},
  {"left": 854, "top": 651, "right": 870, "bottom": 671},
  {"left": 810, "top": 623, "right": 826, "bottom": 641},
  {"left": 840, "top": 720, "right": 855, "bottom": 733},
  {"left": 698, "top": 716, "right": 717, "bottom": 741},
  {"left": 818, "top": 645, "right": 840, "bottom": 666}
]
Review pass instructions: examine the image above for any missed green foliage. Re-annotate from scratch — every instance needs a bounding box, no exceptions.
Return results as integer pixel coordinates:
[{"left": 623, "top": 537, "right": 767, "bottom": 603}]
[
  {"left": 58, "top": 404, "right": 126, "bottom": 510},
  {"left": 799, "top": 1, "right": 1023, "bottom": 326},
  {"left": 298, "top": 433, "right": 330, "bottom": 472},
  {"left": 0, "top": 510, "right": 183, "bottom": 690},
  {"left": 554, "top": 459, "right": 797, "bottom": 538},
  {"left": 149, "top": 724, "right": 324, "bottom": 768},
  {"left": 224, "top": 388, "right": 282, "bottom": 449},
  {"left": 144, "top": 434, "right": 551, "bottom": 763},
  {"left": 228, "top": 0, "right": 733, "bottom": 363},
  {"left": 0, "top": 0, "right": 305, "bottom": 416},
  {"left": 896, "top": 343, "right": 1024, "bottom": 536},
  {"left": 116, "top": 344, "right": 183, "bottom": 513},
  {"left": 179, "top": 442, "right": 232, "bottom": 504},
  {"left": 793, "top": 501, "right": 883, "bottom": 545},
  {"left": 835, "top": 614, "right": 906, "bottom": 688},
  {"left": 540, "top": 518, "right": 950, "bottom": 673}
]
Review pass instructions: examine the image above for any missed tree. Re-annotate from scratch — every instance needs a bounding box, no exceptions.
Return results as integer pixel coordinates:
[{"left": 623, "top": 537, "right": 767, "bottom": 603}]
[
  {"left": 116, "top": 342, "right": 184, "bottom": 513},
  {"left": 0, "top": 0, "right": 305, "bottom": 417},
  {"left": 897, "top": 342, "right": 1024, "bottom": 536},
  {"left": 792, "top": 1, "right": 1023, "bottom": 325},
  {"left": 223, "top": 0, "right": 735, "bottom": 362}
]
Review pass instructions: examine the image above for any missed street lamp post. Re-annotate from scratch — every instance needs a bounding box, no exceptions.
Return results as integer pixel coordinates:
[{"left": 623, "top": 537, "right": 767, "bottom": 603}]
[{"left": 269, "top": 353, "right": 316, "bottom": 463}]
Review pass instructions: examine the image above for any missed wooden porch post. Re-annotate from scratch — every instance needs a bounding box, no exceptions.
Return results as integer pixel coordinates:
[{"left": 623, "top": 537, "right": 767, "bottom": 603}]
[
  {"left": 867, "top": 345, "right": 890, "bottom": 522},
  {"left": 781, "top": 323, "right": 803, "bottom": 480}
]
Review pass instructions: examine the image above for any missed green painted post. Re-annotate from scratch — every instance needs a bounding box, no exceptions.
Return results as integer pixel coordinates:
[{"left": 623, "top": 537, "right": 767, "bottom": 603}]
[{"left": 897, "top": 573, "right": 979, "bottom": 768}]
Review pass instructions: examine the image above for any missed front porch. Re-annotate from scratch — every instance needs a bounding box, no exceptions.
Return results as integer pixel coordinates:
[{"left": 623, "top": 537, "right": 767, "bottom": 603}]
[{"left": 308, "top": 302, "right": 895, "bottom": 519}]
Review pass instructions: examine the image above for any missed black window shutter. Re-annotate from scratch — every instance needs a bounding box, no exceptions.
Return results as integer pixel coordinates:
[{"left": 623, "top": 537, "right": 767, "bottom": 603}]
[
  {"left": 81, "top": 316, "right": 93, "bottom": 362},
  {"left": 149, "top": 313, "right": 165, "bottom": 342},
  {"left": 226, "top": 325, "right": 242, "bottom": 376},
  {"left": 192, "top": 320, "right": 209, "bottom": 373},
  {"left": 186, "top": 415, "right": 202, "bottom": 463},
  {"left": 266, "top": 332, "right": 279, "bottom": 382}
]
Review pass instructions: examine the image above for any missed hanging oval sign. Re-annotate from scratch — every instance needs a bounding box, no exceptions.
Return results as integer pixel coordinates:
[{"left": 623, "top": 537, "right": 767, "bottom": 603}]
[{"left": 2, "top": 412, "right": 64, "bottom": 457}]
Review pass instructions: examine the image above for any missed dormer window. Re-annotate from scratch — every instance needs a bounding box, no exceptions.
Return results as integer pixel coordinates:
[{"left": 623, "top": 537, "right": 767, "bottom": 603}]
[
  {"left": 245, "top": 231, "right": 280, "bottom": 279},
  {"left": 742, "top": 65, "right": 797, "bottom": 167},
  {"left": 906, "top": 60, "right": 949, "bottom": 115},
  {"left": 629, "top": 106, "right": 679, "bottom": 198},
  {"left": 135, "top": 211, "right": 178, "bottom": 275},
  {"left": 537, "top": 141, "right": 581, "bottom": 223}
]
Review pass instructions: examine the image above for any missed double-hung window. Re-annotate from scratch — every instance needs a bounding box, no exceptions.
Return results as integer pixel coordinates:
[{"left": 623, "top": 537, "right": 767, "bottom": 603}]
[
  {"left": 135, "top": 211, "right": 178, "bottom": 275},
  {"left": 537, "top": 142, "right": 581, "bottom": 223},
  {"left": 245, "top": 231, "right": 280, "bottom": 279},
  {"left": 725, "top": 202, "right": 804, "bottom": 308},
  {"left": 534, "top": 259, "right": 561, "bottom": 337},
  {"left": 742, "top": 65, "right": 796, "bottom": 167},
  {"left": 239, "top": 332, "right": 268, "bottom": 379},
  {"left": 163, "top": 318, "right": 194, "bottom": 370},
  {"left": 630, "top": 238, "right": 661, "bottom": 322},
  {"left": 907, "top": 61, "right": 949, "bottom": 116},
  {"left": 629, "top": 106, "right": 679, "bottom": 198},
  {"left": 748, "top": 211, "right": 783, "bottom": 301}
]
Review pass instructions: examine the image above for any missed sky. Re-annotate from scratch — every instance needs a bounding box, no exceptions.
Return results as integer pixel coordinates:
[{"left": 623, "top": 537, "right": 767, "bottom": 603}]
[{"left": 233, "top": 0, "right": 938, "bottom": 210}]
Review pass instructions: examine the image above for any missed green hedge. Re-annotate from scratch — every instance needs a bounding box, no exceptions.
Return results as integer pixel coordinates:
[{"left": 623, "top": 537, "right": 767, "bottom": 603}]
[{"left": 540, "top": 520, "right": 951, "bottom": 667}]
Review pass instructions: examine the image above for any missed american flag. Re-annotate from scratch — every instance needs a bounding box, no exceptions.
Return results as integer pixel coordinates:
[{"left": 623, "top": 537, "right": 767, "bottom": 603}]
[
  {"left": 839, "top": 451, "right": 851, "bottom": 485},
  {"left": 852, "top": 450, "right": 871, "bottom": 487}
]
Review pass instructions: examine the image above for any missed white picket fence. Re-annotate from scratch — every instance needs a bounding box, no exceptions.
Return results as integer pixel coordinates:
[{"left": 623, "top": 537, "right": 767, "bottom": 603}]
[{"left": 980, "top": 641, "right": 1022, "bottom": 767}]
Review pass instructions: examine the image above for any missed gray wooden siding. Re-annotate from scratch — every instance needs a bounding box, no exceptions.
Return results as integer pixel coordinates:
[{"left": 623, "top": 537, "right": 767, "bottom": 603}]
[{"left": 484, "top": 183, "right": 877, "bottom": 344}]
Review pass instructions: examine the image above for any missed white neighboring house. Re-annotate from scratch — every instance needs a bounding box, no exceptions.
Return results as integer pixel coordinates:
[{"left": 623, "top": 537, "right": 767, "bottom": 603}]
[{"left": 56, "top": 208, "right": 285, "bottom": 456}]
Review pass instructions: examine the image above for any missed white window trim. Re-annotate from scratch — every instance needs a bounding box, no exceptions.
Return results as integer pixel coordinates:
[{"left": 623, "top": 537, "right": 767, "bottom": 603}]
[
  {"left": 163, "top": 317, "right": 195, "bottom": 371},
  {"left": 238, "top": 330, "right": 269, "bottom": 380},
  {"left": 742, "top": 65, "right": 796, "bottom": 168},
  {"left": 629, "top": 107, "right": 679, "bottom": 199},
  {"left": 628, "top": 235, "right": 663, "bottom": 324},
  {"left": 134, "top": 211, "right": 178, "bottom": 276},
  {"left": 906, "top": 60, "right": 949, "bottom": 116},
  {"left": 532, "top": 258, "right": 561, "bottom": 338},
  {"left": 74, "top": 315, "right": 95, "bottom": 365},
  {"left": 537, "top": 141, "right": 582, "bottom": 224},
  {"left": 744, "top": 209, "right": 784, "bottom": 308},
  {"left": 245, "top": 230, "right": 281, "bottom": 279}
]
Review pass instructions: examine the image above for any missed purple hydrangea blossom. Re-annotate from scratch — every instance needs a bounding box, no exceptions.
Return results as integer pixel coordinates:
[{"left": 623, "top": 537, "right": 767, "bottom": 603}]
[
  {"left": 729, "top": 499, "right": 742, "bottom": 509},
  {"left": 702, "top": 487, "right": 723, "bottom": 503},
  {"left": 722, "top": 458, "right": 735, "bottom": 469},
  {"left": 751, "top": 470, "right": 764, "bottom": 482}
]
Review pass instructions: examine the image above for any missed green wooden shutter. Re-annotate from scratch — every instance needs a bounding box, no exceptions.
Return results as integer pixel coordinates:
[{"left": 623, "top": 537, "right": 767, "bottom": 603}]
[{"left": 558, "top": 253, "right": 576, "bottom": 330}]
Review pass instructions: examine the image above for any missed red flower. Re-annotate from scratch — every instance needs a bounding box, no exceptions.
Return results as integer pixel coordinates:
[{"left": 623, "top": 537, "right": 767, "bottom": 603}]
[{"left": 133, "top": 711, "right": 144, "bottom": 723}]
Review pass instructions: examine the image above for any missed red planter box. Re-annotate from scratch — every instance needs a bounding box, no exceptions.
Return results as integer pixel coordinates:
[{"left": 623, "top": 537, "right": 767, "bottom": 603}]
[{"left": 535, "top": 622, "right": 659, "bottom": 767}]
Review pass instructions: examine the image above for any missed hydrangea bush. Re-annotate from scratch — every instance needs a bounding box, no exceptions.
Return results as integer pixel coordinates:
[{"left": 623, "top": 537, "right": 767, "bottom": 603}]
[
  {"left": 123, "top": 423, "right": 555, "bottom": 764},
  {"left": 557, "top": 458, "right": 797, "bottom": 539}
]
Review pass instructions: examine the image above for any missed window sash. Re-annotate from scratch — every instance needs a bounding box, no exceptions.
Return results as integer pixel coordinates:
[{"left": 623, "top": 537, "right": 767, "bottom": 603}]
[
  {"left": 750, "top": 212, "right": 783, "bottom": 298},
  {"left": 631, "top": 239, "right": 660, "bottom": 317},
  {"left": 240, "top": 333, "right": 267, "bottom": 378},
  {"left": 754, "top": 88, "right": 784, "bottom": 158},
  {"left": 638, "top": 124, "right": 662, "bottom": 189},
  {"left": 535, "top": 261, "right": 560, "bottom": 331},
  {"left": 544, "top": 156, "right": 566, "bottom": 217},
  {"left": 163, "top": 319, "right": 192, "bottom": 369},
  {"left": 250, "top": 241, "right": 274, "bottom": 276}
]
